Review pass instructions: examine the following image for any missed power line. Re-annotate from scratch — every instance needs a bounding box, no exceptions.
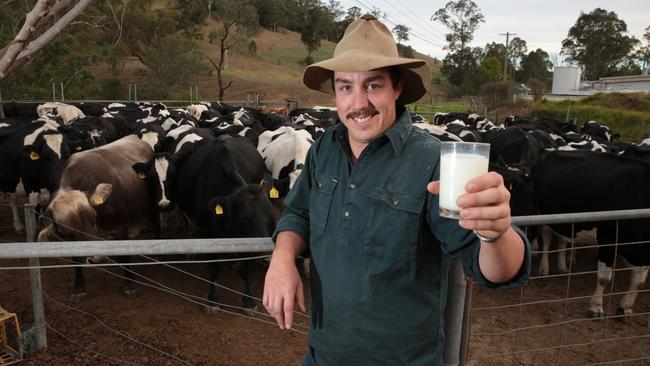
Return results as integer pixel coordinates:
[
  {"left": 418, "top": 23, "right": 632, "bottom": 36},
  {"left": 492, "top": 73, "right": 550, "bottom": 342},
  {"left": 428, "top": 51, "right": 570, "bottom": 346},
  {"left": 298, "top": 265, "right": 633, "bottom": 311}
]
[
  {"left": 351, "top": 0, "right": 446, "bottom": 50},
  {"left": 387, "top": 0, "right": 448, "bottom": 39}
]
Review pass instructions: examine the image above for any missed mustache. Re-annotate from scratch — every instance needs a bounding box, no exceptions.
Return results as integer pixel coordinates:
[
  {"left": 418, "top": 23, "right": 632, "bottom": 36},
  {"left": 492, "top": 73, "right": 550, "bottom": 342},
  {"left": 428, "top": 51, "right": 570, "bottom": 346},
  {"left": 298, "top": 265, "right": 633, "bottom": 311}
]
[{"left": 346, "top": 107, "right": 378, "bottom": 119}]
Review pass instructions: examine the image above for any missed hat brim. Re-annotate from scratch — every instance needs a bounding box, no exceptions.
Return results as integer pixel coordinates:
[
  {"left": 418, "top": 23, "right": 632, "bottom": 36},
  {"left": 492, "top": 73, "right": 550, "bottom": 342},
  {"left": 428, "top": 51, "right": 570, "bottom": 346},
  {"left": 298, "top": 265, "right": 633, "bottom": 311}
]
[{"left": 303, "top": 51, "right": 431, "bottom": 105}]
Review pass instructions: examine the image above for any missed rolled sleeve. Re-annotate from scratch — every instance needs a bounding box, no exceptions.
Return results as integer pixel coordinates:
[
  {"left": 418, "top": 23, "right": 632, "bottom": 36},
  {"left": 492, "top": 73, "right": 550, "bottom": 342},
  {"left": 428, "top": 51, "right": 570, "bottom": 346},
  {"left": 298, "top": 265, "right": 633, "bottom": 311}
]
[
  {"left": 426, "top": 161, "right": 531, "bottom": 291},
  {"left": 462, "top": 225, "right": 531, "bottom": 290}
]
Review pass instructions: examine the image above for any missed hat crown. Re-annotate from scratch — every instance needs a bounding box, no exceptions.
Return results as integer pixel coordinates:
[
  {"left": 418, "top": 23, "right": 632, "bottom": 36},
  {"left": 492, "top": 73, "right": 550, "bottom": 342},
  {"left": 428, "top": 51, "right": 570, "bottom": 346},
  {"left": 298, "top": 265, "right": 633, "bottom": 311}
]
[{"left": 334, "top": 14, "right": 399, "bottom": 58}]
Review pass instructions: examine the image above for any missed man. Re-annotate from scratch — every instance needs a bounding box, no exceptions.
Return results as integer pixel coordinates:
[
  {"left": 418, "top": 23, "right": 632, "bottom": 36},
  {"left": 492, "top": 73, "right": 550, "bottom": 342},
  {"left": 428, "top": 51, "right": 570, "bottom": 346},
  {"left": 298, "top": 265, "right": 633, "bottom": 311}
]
[{"left": 263, "top": 14, "right": 530, "bottom": 366}]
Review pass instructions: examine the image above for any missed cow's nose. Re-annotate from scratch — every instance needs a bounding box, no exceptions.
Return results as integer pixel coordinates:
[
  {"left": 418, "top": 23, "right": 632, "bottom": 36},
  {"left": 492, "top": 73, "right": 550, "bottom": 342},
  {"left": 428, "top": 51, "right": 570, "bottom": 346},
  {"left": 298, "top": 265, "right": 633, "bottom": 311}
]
[{"left": 159, "top": 199, "right": 171, "bottom": 208}]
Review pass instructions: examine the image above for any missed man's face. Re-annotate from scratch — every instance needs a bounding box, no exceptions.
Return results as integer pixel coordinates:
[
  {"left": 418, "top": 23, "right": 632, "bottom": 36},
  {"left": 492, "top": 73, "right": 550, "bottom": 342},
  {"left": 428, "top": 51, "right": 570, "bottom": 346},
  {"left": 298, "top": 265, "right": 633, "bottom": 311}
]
[{"left": 334, "top": 69, "right": 402, "bottom": 150}]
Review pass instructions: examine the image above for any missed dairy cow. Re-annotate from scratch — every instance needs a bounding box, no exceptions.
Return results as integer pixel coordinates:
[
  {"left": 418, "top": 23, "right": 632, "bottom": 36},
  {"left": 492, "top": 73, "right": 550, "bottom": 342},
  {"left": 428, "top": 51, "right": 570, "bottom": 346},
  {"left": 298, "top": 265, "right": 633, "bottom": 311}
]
[
  {"left": 533, "top": 150, "right": 650, "bottom": 318},
  {"left": 134, "top": 135, "right": 276, "bottom": 313},
  {"left": 37, "top": 135, "right": 158, "bottom": 301},
  {"left": 0, "top": 118, "right": 70, "bottom": 232}
]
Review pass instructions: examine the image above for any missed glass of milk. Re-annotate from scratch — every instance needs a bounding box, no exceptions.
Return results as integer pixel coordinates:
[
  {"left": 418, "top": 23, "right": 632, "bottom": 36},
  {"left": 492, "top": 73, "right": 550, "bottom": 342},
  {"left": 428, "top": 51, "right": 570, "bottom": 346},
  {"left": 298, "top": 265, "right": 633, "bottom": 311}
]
[{"left": 438, "top": 142, "right": 490, "bottom": 219}]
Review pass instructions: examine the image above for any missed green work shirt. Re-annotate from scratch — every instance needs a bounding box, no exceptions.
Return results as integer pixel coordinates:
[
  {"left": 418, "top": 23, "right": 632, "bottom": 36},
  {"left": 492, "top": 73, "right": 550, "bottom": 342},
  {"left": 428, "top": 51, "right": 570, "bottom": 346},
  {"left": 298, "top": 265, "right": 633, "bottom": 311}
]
[{"left": 274, "top": 107, "right": 531, "bottom": 366}]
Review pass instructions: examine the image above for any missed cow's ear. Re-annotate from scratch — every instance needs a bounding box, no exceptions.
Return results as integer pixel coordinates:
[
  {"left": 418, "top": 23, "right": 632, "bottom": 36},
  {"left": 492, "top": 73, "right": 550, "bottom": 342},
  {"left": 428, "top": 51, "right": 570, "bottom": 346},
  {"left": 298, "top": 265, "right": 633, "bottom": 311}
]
[
  {"left": 89, "top": 183, "right": 112, "bottom": 206},
  {"left": 132, "top": 162, "right": 149, "bottom": 179}
]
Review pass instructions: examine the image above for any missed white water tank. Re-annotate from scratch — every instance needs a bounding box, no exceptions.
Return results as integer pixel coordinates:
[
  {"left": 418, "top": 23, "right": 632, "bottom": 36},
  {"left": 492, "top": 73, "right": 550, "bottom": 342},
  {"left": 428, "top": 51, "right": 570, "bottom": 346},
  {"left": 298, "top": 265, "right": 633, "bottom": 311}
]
[{"left": 552, "top": 66, "right": 581, "bottom": 95}]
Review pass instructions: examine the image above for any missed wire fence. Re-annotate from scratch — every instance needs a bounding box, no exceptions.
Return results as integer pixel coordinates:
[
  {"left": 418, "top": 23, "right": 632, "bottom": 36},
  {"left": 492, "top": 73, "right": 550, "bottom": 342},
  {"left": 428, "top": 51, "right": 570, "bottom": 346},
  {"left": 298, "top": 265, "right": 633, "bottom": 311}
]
[
  {"left": 4, "top": 201, "right": 650, "bottom": 365},
  {"left": 464, "top": 211, "right": 650, "bottom": 366}
]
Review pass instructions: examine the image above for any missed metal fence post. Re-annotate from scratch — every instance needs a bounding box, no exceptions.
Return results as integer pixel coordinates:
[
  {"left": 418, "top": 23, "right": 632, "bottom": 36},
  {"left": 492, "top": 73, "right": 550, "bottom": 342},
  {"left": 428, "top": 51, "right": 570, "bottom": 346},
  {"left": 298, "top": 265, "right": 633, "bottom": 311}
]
[
  {"left": 51, "top": 81, "right": 56, "bottom": 101},
  {"left": 60, "top": 82, "right": 64, "bottom": 102},
  {"left": 443, "top": 258, "right": 468, "bottom": 366},
  {"left": 24, "top": 204, "right": 47, "bottom": 350},
  {"left": 0, "top": 84, "right": 5, "bottom": 120}
]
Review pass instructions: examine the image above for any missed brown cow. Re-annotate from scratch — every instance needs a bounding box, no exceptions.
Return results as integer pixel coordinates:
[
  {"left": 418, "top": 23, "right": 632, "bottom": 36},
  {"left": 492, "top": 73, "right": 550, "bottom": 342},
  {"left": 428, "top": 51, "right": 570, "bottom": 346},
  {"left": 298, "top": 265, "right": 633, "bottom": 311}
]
[{"left": 37, "top": 134, "right": 158, "bottom": 301}]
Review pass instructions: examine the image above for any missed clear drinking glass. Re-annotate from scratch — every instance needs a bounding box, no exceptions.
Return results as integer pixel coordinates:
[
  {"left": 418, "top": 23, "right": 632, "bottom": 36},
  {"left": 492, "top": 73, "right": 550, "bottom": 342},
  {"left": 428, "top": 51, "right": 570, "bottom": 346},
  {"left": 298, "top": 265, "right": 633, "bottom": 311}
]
[{"left": 438, "top": 142, "right": 490, "bottom": 219}]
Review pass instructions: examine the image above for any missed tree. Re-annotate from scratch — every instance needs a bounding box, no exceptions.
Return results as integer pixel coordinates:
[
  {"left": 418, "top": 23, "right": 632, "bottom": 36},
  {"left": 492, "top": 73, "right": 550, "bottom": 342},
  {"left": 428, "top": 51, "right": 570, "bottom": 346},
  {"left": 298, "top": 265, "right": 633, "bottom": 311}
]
[
  {"left": 507, "top": 37, "right": 527, "bottom": 72},
  {"left": 207, "top": 0, "right": 259, "bottom": 100},
  {"left": 440, "top": 46, "right": 482, "bottom": 94},
  {"left": 300, "top": 4, "right": 331, "bottom": 65},
  {"left": 137, "top": 34, "right": 207, "bottom": 99},
  {"left": 333, "top": 6, "right": 362, "bottom": 41},
  {"left": 517, "top": 48, "right": 553, "bottom": 85},
  {"left": 0, "top": 0, "right": 93, "bottom": 80},
  {"left": 392, "top": 24, "right": 410, "bottom": 43},
  {"left": 431, "top": 0, "right": 484, "bottom": 52},
  {"left": 638, "top": 25, "right": 650, "bottom": 70},
  {"left": 432, "top": 0, "right": 484, "bottom": 89},
  {"left": 561, "top": 8, "right": 639, "bottom": 80}
]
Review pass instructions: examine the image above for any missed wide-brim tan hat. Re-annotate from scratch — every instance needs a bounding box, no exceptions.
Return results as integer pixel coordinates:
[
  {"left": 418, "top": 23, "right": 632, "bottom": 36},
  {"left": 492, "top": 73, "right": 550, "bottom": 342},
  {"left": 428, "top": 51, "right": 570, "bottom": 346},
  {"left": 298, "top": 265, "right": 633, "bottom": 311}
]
[{"left": 303, "top": 14, "right": 431, "bottom": 105}]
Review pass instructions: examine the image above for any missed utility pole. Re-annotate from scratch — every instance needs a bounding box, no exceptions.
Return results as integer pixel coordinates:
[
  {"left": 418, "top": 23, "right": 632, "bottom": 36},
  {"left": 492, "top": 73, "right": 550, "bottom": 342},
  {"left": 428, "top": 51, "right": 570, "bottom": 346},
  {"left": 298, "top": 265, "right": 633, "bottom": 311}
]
[{"left": 500, "top": 32, "right": 517, "bottom": 81}]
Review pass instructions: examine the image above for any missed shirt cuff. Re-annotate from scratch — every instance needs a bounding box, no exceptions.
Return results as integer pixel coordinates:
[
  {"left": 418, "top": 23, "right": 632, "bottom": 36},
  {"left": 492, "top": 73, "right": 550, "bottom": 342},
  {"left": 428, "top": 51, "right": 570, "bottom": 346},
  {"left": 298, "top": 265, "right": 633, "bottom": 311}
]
[{"left": 470, "top": 225, "right": 531, "bottom": 290}]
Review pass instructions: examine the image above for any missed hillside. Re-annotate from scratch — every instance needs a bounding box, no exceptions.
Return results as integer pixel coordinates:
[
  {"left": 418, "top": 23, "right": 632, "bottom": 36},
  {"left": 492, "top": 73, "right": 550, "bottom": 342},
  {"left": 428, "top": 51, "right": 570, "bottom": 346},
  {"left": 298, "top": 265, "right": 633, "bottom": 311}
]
[{"left": 87, "top": 22, "right": 443, "bottom": 108}]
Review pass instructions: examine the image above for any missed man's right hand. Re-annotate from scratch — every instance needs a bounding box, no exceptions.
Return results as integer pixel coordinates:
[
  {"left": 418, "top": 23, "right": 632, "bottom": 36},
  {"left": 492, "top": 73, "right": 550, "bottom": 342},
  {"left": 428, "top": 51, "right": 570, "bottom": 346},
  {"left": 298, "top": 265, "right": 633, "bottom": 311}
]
[{"left": 262, "top": 232, "right": 307, "bottom": 330}]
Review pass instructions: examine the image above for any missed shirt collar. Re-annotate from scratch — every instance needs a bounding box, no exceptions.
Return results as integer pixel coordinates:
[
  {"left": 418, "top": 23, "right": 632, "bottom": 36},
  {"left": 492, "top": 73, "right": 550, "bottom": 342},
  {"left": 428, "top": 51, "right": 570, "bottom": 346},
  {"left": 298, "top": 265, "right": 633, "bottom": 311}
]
[{"left": 332, "top": 105, "right": 413, "bottom": 157}]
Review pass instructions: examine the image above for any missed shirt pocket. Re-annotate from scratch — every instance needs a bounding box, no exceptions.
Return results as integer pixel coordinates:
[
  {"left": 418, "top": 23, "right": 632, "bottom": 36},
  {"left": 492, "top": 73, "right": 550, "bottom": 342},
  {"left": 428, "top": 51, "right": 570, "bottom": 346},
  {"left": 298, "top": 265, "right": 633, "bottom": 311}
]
[
  {"left": 365, "top": 189, "right": 424, "bottom": 259},
  {"left": 310, "top": 176, "right": 338, "bottom": 236}
]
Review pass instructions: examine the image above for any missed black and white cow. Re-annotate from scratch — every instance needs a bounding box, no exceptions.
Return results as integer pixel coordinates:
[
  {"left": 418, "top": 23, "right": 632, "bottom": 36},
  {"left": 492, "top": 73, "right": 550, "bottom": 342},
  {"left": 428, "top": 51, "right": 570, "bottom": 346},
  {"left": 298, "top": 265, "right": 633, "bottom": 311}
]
[
  {"left": 37, "top": 134, "right": 158, "bottom": 301},
  {"left": 36, "top": 102, "right": 85, "bottom": 125},
  {"left": 257, "top": 126, "right": 314, "bottom": 198},
  {"left": 533, "top": 150, "right": 650, "bottom": 318},
  {"left": 0, "top": 118, "right": 70, "bottom": 232},
  {"left": 134, "top": 135, "right": 276, "bottom": 313}
]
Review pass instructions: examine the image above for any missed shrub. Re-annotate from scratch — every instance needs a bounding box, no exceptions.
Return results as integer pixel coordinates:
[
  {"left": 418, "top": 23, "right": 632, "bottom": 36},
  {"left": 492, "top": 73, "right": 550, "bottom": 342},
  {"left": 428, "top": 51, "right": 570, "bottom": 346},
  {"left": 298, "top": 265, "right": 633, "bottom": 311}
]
[{"left": 479, "top": 81, "right": 513, "bottom": 108}]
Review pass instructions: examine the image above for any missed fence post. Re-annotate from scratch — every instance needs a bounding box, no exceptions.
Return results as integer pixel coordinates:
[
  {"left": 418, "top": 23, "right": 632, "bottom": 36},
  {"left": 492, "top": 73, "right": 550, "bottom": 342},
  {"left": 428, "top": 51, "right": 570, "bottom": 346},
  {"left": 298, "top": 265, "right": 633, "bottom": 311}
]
[
  {"left": 195, "top": 85, "right": 199, "bottom": 101},
  {"left": 24, "top": 204, "right": 47, "bottom": 350},
  {"left": 0, "top": 84, "right": 5, "bottom": 120},
  {"left": 565, "top": 106, "right": 570, "bottom": 123},
  {"left": 51, "top": 81, "right": 56, "bottom": 101},
  {"left": 443, "top": 259, "right": 468, "bottom": 366},
  {"left": 60, "top": 82, "right": 64, "bottom": 102}
]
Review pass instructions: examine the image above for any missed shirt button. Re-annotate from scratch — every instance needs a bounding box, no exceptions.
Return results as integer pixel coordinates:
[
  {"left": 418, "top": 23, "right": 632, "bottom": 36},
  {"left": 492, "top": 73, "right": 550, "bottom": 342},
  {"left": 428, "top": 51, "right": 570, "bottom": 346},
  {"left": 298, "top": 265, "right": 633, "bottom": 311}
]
[
  {"left": 349, "top": 183, "right": 356, "bottom": 189},
  {"left": 344, "top": 211, "right": 350, "bottom": 217}
]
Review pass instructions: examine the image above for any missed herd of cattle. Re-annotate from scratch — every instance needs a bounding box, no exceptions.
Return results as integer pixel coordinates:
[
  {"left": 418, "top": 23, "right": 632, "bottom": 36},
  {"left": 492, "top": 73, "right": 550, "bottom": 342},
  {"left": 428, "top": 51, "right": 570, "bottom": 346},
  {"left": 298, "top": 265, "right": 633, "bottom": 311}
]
[{"left": 1, "top": 101, "right": 649, "bottom": 319}]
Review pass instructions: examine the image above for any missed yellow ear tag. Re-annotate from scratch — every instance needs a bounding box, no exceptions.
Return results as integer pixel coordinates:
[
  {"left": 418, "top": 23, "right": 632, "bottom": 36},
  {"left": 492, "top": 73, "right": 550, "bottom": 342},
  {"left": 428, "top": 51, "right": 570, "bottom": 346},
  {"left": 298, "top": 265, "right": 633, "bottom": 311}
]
[
  {"left": 93, "top": 196, "right": 104, "bottom": 205},
  {"left": 270, "top": 187, "right": 279, "bottom": 199},
  {"left": 30, "top": 151, "right": 40, "bottom": 160},
  {"left": 259, "top": 179, "right": 265, "bottom": 186},
  {"left": 508, "top": 183, "right": 513, "bottom": 191},
  {"left": 138, "top": 172, "right": 146, "bottom": 179},
  {"left": 215, "top": 204, "right": 224, "bottom": 215}
]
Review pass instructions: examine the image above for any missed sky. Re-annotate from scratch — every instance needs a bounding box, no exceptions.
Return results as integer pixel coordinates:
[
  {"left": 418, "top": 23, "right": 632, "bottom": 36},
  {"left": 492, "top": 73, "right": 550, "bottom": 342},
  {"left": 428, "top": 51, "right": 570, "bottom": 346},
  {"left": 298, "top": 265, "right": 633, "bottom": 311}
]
[{"left": 339, "top": 0, "right": 649, "bottom": 64}]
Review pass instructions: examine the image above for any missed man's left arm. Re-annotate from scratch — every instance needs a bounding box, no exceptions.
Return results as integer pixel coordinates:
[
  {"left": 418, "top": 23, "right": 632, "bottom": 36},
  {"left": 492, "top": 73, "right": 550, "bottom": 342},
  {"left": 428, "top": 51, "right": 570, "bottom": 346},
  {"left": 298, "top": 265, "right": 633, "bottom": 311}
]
[{"left": 428, "top": 171, "right": 526, "bottom": 284}]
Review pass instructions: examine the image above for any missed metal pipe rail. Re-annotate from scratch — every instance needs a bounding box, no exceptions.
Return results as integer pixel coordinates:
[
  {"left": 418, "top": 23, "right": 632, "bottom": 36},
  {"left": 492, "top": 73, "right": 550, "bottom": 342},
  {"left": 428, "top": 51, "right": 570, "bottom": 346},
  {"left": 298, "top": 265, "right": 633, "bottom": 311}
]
[
  {"left": 0, "top": 237, "right": 274, "bottom": 259},
  {"left": 511, "top": 208, "right": 650, "bottom": 226}
]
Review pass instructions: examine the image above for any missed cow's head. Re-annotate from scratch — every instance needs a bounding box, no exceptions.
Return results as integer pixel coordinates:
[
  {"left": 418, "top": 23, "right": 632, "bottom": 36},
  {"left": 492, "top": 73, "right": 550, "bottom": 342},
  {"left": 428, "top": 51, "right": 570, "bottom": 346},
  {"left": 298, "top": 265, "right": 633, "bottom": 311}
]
[
  {"left": 21, "top": 128, "right": 70, "bottom": 194},
  {"left": 37, "top": 184, "right": 112, "bottom": 242},
  {"left": 132, "top": 153, "right": 177, "bottom": 211},
  {"left": 208, "top": 183, "right": 276, "bottom": 238}
]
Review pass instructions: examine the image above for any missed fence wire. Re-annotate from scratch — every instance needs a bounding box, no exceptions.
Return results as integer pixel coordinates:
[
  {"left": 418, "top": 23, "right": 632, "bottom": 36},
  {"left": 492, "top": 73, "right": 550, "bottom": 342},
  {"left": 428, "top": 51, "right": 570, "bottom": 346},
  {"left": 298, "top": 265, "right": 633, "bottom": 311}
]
[{"left": 465, "top": 213, "right": 650, "bottom": 366}]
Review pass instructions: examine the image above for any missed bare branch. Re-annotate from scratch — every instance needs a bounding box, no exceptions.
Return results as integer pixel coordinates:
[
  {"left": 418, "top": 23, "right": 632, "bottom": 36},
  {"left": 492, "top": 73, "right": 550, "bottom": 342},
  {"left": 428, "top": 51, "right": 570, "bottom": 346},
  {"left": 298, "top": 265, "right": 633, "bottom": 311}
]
[
  {"left": 34, "top": 0, "right": 77, "bottom": 30},
  {"left": 4, "top": 0, "right": 93, "bottom": 77},
  {"left": 70, "top": 20, "right": 110, "bottom": 29},
  {"left": 0, "top": 0, "right": 49, "bottom": 79},
  {"left": 105, "top": 0, "right": 126, "bottom": 47}
]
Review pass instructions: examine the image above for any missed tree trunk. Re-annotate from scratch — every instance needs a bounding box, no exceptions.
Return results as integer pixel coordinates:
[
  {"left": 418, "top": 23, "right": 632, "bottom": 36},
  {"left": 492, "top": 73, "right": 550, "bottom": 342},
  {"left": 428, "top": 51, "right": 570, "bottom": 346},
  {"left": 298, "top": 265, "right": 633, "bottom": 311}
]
[
  {"left": 0, "top": 0, "right": 93, "bottom": 79},
  {"left": 0, "top": 0, "right": 49, "bottom": 79}
]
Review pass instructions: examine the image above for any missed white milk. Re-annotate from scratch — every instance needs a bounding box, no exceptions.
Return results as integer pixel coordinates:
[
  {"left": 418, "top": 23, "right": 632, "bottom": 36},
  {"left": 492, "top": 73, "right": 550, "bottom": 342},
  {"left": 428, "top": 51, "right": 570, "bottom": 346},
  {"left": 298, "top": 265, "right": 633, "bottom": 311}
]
[{"left": 439, "top": 153, "right": 489, "bottom": 216}]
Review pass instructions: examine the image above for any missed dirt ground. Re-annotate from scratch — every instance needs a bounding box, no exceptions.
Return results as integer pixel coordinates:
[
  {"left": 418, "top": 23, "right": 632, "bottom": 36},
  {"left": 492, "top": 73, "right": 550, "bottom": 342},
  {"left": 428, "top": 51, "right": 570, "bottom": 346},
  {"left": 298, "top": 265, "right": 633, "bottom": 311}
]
[{"left": 2, "top": 201, "right": 650, "bottom": 366}]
